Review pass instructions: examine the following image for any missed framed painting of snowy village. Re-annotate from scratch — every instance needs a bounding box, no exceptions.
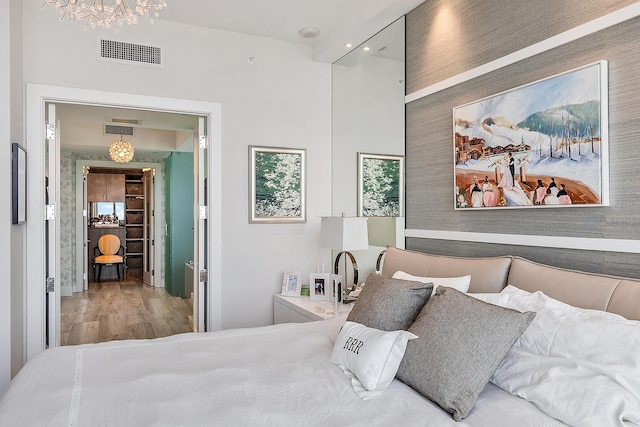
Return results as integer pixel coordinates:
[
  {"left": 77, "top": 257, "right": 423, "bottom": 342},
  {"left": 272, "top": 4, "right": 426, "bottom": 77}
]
[
  {"left": 249, "top": 146, "right": 306, "bottom": 223},
  {"left": 453, "top": 61, "right": 609, "bottom": 210},
  {"left": 358, "top": 153, "right": 404, "bottom": 217}
]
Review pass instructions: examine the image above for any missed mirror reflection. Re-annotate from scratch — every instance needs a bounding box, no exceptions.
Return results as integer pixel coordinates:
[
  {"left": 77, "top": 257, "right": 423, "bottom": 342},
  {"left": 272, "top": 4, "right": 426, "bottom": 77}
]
[{"left": 331, "top": 16, "right": 406, "bottom": 282}]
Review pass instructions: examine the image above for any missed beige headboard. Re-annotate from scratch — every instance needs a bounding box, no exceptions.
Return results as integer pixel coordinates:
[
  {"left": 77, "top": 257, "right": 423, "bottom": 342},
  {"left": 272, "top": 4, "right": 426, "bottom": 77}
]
[
  {"left": 508, "top": 257, "right": 640, "bottom": 321},
  {"left": 381, "top": 247, "right": 640, "bottom": 320},
  {"left": 381, "top": 246, "right": 512, "bottom": 293}
]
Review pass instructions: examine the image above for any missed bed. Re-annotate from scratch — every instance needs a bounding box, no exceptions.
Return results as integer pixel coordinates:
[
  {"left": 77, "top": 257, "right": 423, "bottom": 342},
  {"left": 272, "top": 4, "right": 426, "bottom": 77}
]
[{"left": 1, "top": 246, "right": 639, "bottom": 426}]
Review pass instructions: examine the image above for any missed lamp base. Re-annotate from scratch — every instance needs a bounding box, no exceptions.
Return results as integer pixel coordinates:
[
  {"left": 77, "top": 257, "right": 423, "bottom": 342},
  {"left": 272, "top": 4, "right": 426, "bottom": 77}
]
[{"left": 333, "top": 251, "right": 358, "bottom": 292}]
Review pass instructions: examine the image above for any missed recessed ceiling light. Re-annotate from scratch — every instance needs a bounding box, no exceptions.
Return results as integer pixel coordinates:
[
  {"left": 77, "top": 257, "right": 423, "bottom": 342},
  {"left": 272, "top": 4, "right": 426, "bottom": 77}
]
[
  {"left": 363, "top": 46, "right": 370, "bottom": 51},
  {"left": 345, "top": 43, "right": 352, "bottom": 48},
  {"left": 299, "top": 27, "right": 320, "bottom": 38}
]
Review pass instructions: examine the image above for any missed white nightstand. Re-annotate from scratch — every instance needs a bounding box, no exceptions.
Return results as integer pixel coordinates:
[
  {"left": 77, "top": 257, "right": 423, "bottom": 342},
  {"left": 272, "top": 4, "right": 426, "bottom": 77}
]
[{"left": 273, "top": 294, "right": 353, "bottom": 324}]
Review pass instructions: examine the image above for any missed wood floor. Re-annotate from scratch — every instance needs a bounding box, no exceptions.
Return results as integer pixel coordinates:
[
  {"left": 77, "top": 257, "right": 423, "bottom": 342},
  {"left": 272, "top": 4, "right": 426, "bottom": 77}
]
[{"left": 60, "top": 274, "right": 193, "bottom": 346}]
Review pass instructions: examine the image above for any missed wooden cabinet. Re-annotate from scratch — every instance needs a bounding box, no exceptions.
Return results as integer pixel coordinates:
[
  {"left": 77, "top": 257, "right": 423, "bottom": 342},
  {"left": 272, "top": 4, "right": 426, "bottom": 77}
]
[
  {"left": 125, "top": 173, "right": 144, "bottom": 273},
  {"left": 87, "top": 173, "right": 125, "bottom": 202}
]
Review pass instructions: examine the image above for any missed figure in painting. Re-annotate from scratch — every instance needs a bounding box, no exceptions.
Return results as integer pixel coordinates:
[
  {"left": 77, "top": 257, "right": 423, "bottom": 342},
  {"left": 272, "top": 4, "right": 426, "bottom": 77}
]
[
  {"left": 548, "top": 177, "right": 558, "bottom": 195},
  {"left": 470, "top": 176, "right": 483, "bottom": 207},
  {"left": 543, "top": 188, "right": 559, "bottom": 205},
  {"left": 533, "top": 179, "right": 546, "bottom": 205},
  {"left": 482, "top": 175, "right": 497, "bottom": 207},
  {"left": 557, "top": 183, "right": 571, "bottom": 204},
  {"left": 497, "top": 154, "right": 514, "bottom": 190}
]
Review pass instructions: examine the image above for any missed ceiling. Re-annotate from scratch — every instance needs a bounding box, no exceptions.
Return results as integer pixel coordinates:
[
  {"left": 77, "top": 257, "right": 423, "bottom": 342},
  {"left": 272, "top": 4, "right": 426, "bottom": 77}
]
[{"left": 57, "top": 0, "right": 423, "bottom": 156}]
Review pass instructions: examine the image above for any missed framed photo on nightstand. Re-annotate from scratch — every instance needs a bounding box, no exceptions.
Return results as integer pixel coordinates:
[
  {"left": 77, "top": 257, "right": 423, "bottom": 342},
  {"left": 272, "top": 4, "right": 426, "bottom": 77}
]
[
  {"left": 309, "top": 273, "right": 330, "bottom": 301},
  {"left": 281, "top": 270, "right": 303, "bottom": 296}
]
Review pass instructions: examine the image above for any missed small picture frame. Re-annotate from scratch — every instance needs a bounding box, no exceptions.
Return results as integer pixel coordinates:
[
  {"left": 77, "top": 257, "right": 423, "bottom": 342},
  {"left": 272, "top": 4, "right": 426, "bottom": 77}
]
[
  {"left": 309, "top": 273, "right": 331, "bottom": 301},
  {"left": 281, "top": 270, "right": 303, "bottom": 296},
  {"left": 329, "top": 274, "right": 343, "bottom": 304}
]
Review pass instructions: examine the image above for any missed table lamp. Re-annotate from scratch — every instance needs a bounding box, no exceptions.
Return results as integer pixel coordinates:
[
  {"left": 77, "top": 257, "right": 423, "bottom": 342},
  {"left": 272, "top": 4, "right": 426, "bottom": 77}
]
[
  {"left": 367, "top": 217, "right": 405, "bottom": 273},
  {"left": 320, "top": 216, "right": 369, "bottom": 291}
]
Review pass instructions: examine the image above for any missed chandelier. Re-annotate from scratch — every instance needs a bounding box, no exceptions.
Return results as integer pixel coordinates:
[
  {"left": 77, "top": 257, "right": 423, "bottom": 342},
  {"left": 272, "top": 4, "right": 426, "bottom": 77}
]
[
  {"left": 42, "top": 0, "right": 167, "bottom": 30},
  {"left": 109, "top": 137, "right": 135, "bottom": 163}
]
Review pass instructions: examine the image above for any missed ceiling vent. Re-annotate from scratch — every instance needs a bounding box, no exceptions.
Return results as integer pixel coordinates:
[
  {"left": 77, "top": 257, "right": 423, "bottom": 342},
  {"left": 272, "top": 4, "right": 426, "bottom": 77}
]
[
  {"left": 98, "top": 38, "right": 163, "bottom": 68},
  {"left": 110, "top": 117, "right": 142, "bottom": 125},
  {"left": 105, "top": 125, "right": 134, "bottom": 136}
]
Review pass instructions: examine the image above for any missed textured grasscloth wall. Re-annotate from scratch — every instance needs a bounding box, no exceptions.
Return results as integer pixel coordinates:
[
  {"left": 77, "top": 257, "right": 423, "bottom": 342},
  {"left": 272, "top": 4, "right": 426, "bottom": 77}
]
[{"left": 405, "top": 1, "right": 640, "bottom": 277}]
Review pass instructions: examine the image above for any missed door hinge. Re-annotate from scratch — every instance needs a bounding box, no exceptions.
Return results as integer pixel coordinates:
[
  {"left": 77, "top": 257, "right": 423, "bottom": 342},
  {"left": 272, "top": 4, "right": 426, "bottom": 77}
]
[
  {"left": 199, "top": 269, "right": 208, "bottom": 282},
  {"left": 199, "top": 135, "right": 207, "bottom": 149},
  {"left": 46, "top": 124, "right": 56, "bottom": 140},
  {"left": 83, "top": 272, "right": 87, "bottom": 280},
  {"left": 82, "top": 209, "right": 87, "bottom": 217},
  {"left": 46, "top": 205, "right": 55, "bottom": 220},
  {"left": 46, "top": 277, "right": 55, "bottom": 293},
  {"left": 152, "top": 269, "right": 155, "bottom": 276},
  {"left": 199, "top": 206, "right": 207, "bottom": 220}
]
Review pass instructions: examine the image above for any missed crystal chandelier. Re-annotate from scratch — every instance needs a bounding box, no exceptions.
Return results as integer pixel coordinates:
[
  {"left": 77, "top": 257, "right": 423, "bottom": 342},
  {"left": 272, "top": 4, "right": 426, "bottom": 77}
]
[
  {"left": 109, "top": 137, "right": 135, "bottom": 163},
  {"left": 42, "top": 0, "right": 167, "bottom": 31}
]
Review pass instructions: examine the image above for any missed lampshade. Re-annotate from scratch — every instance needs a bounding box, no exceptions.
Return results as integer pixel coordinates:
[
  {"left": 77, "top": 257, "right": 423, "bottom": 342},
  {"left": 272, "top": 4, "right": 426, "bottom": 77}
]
[
  {"left": 320, "top": 217, "right": 369, "bottom": 251},
  {"left": 367, "top": 217, "right": 405, "bottom": 249}
]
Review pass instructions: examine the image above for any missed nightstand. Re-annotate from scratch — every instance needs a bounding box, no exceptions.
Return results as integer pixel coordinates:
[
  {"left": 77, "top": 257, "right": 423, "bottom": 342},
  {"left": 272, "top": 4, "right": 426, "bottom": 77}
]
[{"left": 273, "top": 294, "right": 353, "bottom": 324}]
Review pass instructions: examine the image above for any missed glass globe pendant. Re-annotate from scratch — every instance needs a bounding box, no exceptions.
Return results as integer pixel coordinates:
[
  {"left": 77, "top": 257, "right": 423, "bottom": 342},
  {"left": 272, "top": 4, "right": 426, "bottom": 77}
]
[{"left": 109, "top": 137, "right": 135, "bottom": 163}]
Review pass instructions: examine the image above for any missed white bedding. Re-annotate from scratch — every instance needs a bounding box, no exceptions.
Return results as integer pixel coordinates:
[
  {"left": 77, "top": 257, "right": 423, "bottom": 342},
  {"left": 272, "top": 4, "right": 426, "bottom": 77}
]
[{"left": 0, "top": 318, "right": 566, "bottom": 427}]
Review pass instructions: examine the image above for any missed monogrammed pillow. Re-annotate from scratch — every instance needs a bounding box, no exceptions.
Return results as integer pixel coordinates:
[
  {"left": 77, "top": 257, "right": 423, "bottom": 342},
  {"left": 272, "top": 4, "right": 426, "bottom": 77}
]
[{"left": 330, "top": 321, "right": 417, "bottom": 399}]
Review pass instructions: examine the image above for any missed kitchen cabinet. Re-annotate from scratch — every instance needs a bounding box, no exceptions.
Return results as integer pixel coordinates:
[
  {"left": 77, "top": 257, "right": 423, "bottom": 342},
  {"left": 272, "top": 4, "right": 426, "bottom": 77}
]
[{"left": 87, "top": 173, "right": 125, "bottom": 202}]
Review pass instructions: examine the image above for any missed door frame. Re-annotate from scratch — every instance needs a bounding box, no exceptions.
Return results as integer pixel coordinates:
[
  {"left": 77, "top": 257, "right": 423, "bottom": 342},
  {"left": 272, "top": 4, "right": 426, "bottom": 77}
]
[
  {"left": 25, "top": 84, "right": 223, "bottom": 362},
  {"left": 74, "top": 160, "right": 164, "bottom": 294}
]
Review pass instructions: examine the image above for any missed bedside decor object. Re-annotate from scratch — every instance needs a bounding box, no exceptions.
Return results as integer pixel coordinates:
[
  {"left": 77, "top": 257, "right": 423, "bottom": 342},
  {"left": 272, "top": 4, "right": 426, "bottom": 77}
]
[
  {"left": 11, "top": 143, "right": 27, "bottom": 224},
  {"left": 281, "top": 270, "right": 303, "bottom": 297},
  {"left": 309, "top": 272, "right": 331, "bottom": 302},
  {"left": 249, "top": 146, "right": 306, "bottom": 223},
  {"left": 320, "top": 216, "right": 369, "bottom": 291},
  {"left": 454, "top": 60, "right": 608, "bottom": 210},
  {"left": 358, "top": 153, "right": 404, "bottom": 217}
]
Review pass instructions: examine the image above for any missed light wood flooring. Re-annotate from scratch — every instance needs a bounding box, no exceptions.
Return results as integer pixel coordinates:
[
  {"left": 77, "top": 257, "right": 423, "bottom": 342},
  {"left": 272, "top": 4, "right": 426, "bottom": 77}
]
[{"left": 60, "top": 274, "right": 193, "bottom": 346}]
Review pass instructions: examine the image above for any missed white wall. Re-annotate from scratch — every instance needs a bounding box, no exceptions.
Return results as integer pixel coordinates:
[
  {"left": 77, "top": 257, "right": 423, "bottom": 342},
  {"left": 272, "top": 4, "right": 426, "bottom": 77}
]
[
  {"left": 1, "top": 0, "right": 13, "bottom": 396},
  {"left": 21, "top": 3, "right": 333, "bottom": 334}
]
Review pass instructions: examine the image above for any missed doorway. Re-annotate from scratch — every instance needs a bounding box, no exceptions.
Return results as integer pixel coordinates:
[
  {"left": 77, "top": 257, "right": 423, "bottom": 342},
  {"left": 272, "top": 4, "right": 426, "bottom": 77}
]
[{"left": 25, "top": 84, "right": 223, "bottom": 362}]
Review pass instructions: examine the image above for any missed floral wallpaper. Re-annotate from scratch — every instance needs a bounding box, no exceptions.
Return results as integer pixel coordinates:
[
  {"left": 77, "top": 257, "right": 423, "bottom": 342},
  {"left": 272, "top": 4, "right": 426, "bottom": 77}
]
[{"left": 60, "top": 151, "right": 167, "bottom": 294}]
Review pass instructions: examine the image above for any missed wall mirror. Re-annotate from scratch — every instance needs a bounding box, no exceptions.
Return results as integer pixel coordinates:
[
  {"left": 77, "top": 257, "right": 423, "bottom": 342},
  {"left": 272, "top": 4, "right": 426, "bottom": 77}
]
[{"left": 331, "top": 16, "right": 406, "bottom": 281}]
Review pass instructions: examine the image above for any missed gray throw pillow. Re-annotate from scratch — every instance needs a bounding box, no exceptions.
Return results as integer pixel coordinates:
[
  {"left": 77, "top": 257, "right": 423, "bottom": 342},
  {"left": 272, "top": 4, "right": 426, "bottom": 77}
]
[
  {"left": 396, "top": 286, "right": 535, "bottom": 421},
  {"left": 347, "top": 273, "right": 433, "bottom": 331}
]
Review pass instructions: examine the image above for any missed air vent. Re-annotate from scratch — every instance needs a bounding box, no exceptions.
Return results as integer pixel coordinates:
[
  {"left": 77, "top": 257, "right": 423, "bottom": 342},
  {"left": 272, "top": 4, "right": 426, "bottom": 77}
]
[
  {"left": 98, "top": 38, "right": 163, "bottom": 68},
  {"left": 111, "top": 117, "right": 142, "bottom": 125},
  {"left": 105, "top": 125, "right": 134, "bottom": 136}
]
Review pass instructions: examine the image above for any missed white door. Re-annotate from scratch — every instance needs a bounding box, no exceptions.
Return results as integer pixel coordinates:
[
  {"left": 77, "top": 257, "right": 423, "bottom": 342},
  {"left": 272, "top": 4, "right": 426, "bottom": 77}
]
[
  {"left": 45, "top": 102, "right": 60, "bottom": 348},
  {"left": 142, "top": 168, "right": 155, "bottom": 286},
  {"left": 82, "top": 169, "right": 89, "bottom": 291},
  {"left": 193, "top": 116, "right": 207, "bottom": 332}
]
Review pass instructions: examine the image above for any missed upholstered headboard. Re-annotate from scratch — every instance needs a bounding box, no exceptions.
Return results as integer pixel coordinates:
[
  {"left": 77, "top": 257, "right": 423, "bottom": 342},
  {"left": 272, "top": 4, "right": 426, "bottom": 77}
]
[
  {"left": 381, "top": 246, "right": 640, "bottom": 320},
  {"left": 381, "top": 247, "right": 512, "bottom": 293}
]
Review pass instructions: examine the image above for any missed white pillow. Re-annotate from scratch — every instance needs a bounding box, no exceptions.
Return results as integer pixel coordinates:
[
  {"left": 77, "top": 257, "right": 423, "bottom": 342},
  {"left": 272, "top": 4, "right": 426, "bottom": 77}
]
[
  {"left": 392, "top": 271, "right": 471, "bottom": 295},
  {"left": 330, "top": 321, "right": 417, "bottom": 399},
  {"left": 483, "top": 285, "right": 640, "bottom": 427}
]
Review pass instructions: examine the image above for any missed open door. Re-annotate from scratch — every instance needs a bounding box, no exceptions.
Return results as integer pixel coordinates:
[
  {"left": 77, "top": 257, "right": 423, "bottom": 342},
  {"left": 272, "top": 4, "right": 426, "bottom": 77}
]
[
  {"left": 193, "top": 116, "right": 207, "bottom": 332},
  {"left": 82, "top": 167, "right": 89, "bottom": 291},
  {"left": 45, "top": 102, "right": 60, "bottom": 347},
  {"left": 142, "top": 168, "right": 155, "bottom": 286}
]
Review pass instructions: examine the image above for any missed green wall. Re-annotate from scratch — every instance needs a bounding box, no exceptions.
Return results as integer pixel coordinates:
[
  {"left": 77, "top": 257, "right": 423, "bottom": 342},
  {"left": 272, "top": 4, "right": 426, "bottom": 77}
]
[{"left": 165, "top": 152, "right": 194, "bottom": 296}]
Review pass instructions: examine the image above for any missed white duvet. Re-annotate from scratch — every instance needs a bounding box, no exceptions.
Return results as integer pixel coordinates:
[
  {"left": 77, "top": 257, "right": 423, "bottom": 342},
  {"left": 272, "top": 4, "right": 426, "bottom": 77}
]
[{"left": 0, "top": 318, "right": 565, "bottom": 427}]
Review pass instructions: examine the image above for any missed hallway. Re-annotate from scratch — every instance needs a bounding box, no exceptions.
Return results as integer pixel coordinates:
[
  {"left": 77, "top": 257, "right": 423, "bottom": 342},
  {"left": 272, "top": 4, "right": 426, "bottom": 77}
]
[{"left": 60, "top": 274, "right": 193, "bottom": 346}]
